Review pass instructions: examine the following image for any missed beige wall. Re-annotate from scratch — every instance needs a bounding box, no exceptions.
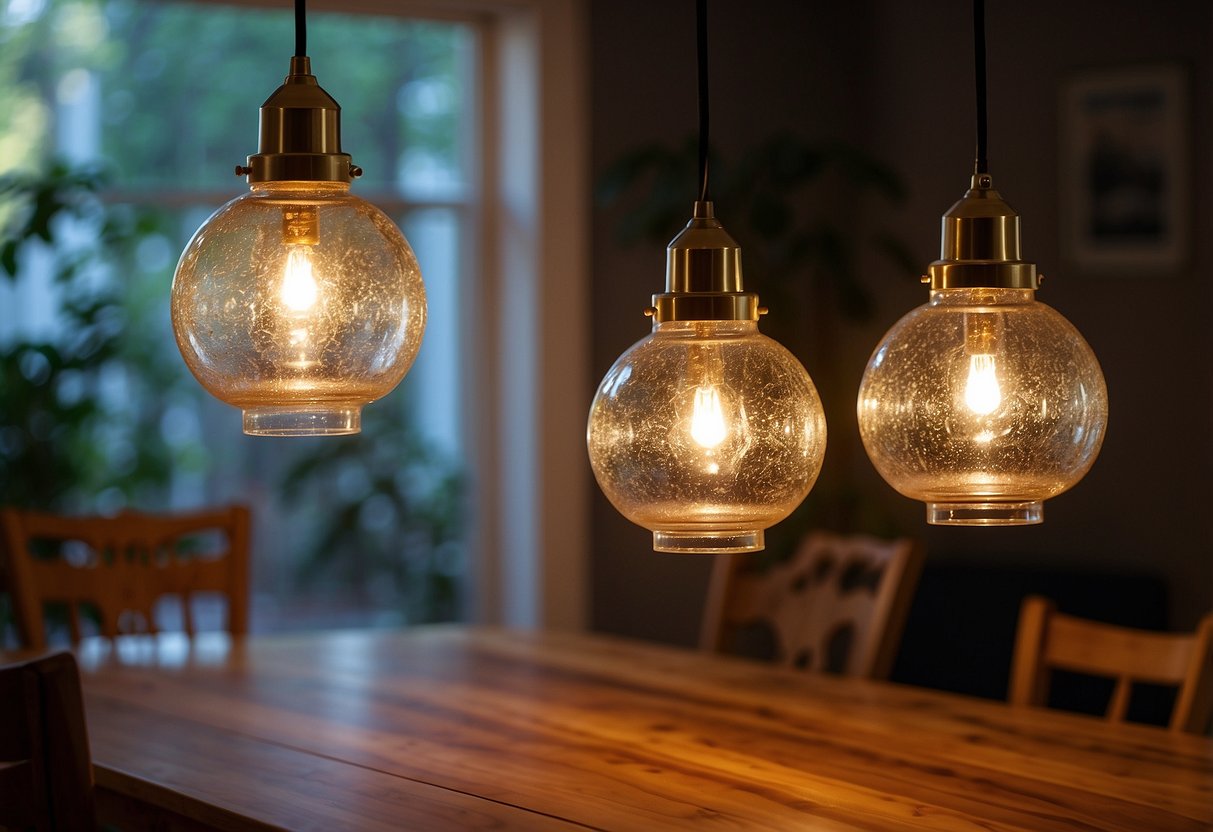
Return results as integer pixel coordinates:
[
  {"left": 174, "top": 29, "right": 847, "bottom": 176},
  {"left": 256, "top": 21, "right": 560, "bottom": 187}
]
[{"left": 588, "top": 0, "right": 1213, "bottom": 643}]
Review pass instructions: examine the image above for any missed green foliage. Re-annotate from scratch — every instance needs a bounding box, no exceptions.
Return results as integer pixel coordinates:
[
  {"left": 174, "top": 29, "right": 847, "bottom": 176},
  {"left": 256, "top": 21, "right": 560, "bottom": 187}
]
[
  {"left": 279, "top": 402, "right": 465, "bottom": 625},
  {"left": 596, "top": 132, "right": 917, "bottom": 327},
  {"left": 0, "top": 2, "right": 471, "bottom": 625},
  {"left": 1, "top": 1, "right": 467, "bottom": 191},
  {"left": 0, "top": 162, "right": 192, "bottom": 510},
  {"left": 87, "top": 1, "right": 463, "bottom": 193}
]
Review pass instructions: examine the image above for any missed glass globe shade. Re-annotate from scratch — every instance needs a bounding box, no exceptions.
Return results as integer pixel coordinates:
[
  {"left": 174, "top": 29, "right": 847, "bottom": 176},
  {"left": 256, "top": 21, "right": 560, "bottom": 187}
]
[
  {"left": 588, "top": 319, "right": 826, "bottom": 554},
  {"left": 857, "top": 287, "right": 1107, "bottom": 525},
  {"left": 171, "top": 181, "right": 426, "bottom": 436}
]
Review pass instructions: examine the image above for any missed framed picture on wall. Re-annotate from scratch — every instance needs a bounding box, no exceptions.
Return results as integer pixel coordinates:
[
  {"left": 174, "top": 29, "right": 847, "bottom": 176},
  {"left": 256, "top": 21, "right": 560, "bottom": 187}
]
[{"left": 1061, "top": 64, "right": 1188, "bottom": 272}]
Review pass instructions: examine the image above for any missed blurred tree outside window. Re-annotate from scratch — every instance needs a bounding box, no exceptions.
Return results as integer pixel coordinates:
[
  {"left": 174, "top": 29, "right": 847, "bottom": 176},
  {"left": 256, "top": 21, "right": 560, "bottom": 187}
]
[{"left": 0, "top": 0, "right": 474, "bottom": 630}]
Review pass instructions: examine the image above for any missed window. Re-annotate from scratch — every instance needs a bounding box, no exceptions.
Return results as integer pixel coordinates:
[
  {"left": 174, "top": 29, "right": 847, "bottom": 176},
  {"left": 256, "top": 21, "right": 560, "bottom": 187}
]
[{"left": 0, "top": 0, "right": 590, "bottom": 632}]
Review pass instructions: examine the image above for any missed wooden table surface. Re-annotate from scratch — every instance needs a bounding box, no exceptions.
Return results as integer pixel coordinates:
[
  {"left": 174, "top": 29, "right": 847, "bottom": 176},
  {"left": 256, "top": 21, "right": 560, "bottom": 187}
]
[{"left": 62, "top": 627, "right": 1213, "bottom": 831}]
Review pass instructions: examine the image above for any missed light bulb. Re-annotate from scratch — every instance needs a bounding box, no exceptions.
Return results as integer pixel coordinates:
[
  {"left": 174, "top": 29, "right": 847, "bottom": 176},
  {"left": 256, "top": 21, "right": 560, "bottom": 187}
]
[
  {"left": 587, "top": 202, "right": 826, "bottom": 554},
  {"left": 857, "top": 175, "right": 1107, "bottom": 525},
  {"left": 962, "top": 311, "right": 1001, "bottom": 416},
  {"left": 689, "top": 342, "right": 730, "bottom": 449},
  {"left": 963, "top": 354, "right": 1001, "bottom": 415},
  {"left": 171, "top": 56, "right": 426, "bottom": 436},
  {"left": 281, "top": 245, "right": 319, "bottom": 313},
  {"left": 690, "top": 384, "right": 728, "bottom": 449},
  {"left": 280, "top": 244, "right": 320, "bottom": 371}
]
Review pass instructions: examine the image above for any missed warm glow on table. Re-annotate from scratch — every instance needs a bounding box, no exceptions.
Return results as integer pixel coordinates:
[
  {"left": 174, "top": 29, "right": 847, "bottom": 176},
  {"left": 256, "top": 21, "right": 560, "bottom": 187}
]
[{"left": 41, "top": 628, "right": 1213, "bottom": 830}]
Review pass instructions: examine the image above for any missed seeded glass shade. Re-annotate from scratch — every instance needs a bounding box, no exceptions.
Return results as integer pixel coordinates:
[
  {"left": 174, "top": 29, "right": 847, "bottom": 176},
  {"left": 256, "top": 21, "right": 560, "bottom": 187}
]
[
  {"left": 857, "top": 287, "right": 1107, "bottom": 525},
  {"left": 588, "top": 319, "right": 826, "bottom": 553},
  {"left": 171, "top": 181, "right": 426, "bottom": 436}
]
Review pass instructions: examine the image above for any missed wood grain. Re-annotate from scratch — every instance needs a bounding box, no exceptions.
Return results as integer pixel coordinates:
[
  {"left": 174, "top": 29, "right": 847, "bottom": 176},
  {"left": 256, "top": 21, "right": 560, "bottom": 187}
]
[
  {"left": 58, "top": 628, "right": 1213, "bottom": 830},
  {"left": 88, "top": 698, "right": 579, "bottom": 831}
]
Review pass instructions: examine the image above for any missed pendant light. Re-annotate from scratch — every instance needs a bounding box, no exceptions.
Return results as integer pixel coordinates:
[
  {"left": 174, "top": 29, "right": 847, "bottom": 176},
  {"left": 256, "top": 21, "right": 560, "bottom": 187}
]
[
  {"left": 856, "top": 0, "right": 1107, "bottom": 526},
  {"left": 171, "top": 0, "right": 426, "bottom": 436},
  {"left": 586, "top": 0, "right": 827, "bottom": 554}
]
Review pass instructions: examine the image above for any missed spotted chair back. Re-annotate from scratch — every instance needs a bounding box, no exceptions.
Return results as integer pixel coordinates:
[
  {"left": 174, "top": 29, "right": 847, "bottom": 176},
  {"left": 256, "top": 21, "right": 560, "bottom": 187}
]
[{"left": 700, "top": 531, "right": 923, "bottom": 679}]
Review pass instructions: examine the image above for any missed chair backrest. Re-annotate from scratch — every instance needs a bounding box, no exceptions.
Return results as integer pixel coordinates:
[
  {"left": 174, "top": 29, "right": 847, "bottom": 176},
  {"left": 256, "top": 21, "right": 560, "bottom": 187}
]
[
  {"left": 0, "top": 652, "right": 96, "bottom": 831},
  {"left": 1009, "top": 595, "right": 1213, "bottom": 734},
  {"left": 700, "top": 531, "right": 923, "bottom": 679},
  {"left": 1, "top": 506, "right": 250, "bottom": 650}
]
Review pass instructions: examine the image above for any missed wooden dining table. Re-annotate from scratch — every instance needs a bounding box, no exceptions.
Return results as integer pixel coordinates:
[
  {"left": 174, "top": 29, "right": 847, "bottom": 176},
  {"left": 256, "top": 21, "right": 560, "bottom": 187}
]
[{"left": 55, "top": 626, "right": 1213, "bottom": 830}]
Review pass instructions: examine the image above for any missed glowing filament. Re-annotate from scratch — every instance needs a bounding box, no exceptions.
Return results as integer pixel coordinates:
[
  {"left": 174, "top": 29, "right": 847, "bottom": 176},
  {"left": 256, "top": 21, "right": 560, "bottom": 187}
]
[
  {"left": 690, "top": 385, "right": 728, "bottom": 448},
  {"left": 281, "top": 246, "right": 319, "bottom": 313},
  {"left": 964, "top": 353, "right": 1001, "bottom": 415}
]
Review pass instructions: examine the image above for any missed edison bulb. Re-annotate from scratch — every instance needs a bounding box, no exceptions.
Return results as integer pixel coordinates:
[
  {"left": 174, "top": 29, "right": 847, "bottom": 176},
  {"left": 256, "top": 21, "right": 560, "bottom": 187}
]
[
  {"left": 281, "top": 246, "right": 319, "bottom": 313},
  {"left": 691, "top": 386, "right": 728, "bottom": 448},
  {"left": 964, "top": 354, "right": 1001, "bottom": 415},
  {"left": 857, "top": 287, "right": 1107, "bottom": 525},
  {"left": 588, "top": 319, "right": 826, "bottom": 554},
  {"left": 172, "top": 181, "right": 426, "bottom": 436}
]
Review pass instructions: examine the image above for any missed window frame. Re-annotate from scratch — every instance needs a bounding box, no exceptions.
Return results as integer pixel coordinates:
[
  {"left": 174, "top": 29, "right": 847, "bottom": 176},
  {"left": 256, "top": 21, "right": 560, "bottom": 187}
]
[
  {"left": 148, "top": 0, "right": 592, "bottom": 630},
  {"left": 464, "top": 0, "right": 590, "bottom": 630}
]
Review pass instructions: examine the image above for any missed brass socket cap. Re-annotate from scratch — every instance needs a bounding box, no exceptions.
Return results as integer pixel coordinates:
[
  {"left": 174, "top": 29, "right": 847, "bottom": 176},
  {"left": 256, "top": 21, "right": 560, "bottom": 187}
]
[
  {"left": 245, "top": 56, "right": 355, "bottom": 184},
  {"left": 651, "top": 201, "right": 760, "bottom": 322},
  {"left": 927, "top": 173, "right": 1038, "bottom": 290},
  {"left": 665, "top": 201, "right": 744, "bottom": 294}
]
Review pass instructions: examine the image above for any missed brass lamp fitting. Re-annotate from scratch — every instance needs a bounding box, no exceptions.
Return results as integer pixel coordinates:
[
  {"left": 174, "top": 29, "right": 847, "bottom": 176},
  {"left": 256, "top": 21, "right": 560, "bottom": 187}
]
[
  {"left": 241, "top": 56, "right": 359, "bottom": 184},
  {"left": 282, "top": 205, "right": 320, "bottom": 246},
  {"left": 925, "top": 173, "right": 1039, "bottom": 291},
  {"left": 648, "top": 201, "right": 762, "bottom": 322}
]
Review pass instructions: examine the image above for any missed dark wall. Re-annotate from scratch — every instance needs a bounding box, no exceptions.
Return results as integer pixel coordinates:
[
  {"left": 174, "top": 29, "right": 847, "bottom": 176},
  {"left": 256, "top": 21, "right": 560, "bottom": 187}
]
[{"left": 588, "top": 0, "right": 1213, "bottom": 645}]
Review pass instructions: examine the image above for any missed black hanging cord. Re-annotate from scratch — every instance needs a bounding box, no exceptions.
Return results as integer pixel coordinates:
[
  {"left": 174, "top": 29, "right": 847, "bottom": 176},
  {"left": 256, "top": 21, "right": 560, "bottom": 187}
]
[
  {"left": 295, "top": 0, "right": 307, "bottom": 58},
  {"left": 696, "top": 0, "right": 710, "bottom": 202},
  {"left": 973, "top": 0, "right": 988, "bottom": 175}
]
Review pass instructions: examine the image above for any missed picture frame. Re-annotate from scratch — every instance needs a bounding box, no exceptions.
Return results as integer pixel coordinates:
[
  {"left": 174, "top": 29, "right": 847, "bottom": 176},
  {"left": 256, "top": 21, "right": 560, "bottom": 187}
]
[{"left": 1060, "top": 64, "right": 1189, "bottom": 273}]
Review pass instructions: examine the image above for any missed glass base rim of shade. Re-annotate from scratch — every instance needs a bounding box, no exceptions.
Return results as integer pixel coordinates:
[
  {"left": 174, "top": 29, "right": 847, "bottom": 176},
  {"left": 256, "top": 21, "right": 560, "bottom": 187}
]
[
  {"left": 926, "top": 501, "right": 1043, "bottom": 526},
  {"left": 243, "top": 406, "right": 361, "bottom": 436},
  {"left": 652, "top": 529, "right": 764, "bottom": 554}
]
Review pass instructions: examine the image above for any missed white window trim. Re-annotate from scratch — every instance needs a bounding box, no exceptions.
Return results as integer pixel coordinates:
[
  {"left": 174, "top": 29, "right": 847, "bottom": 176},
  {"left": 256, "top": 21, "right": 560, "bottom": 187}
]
[
  {"left": 468, "top": 0, "right": 590, "bottom": 630},
  {"left": 276, "top": 0, "right": 591, "bottom": 630}
]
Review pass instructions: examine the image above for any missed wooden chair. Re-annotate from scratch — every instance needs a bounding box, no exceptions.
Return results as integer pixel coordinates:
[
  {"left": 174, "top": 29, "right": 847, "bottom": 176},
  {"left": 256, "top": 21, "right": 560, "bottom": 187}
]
[
  {"left": 1009, "top": 595, "right": 1213, "bottom": 734},
  {"left": 700, "top": 531, "right": 923, "bottom": 679},
  {"left": 0, "top": 652, "right": 97, "bottom": 831},
  {"left": 1, "top": 506, "right": 250, "bottom": 651}
]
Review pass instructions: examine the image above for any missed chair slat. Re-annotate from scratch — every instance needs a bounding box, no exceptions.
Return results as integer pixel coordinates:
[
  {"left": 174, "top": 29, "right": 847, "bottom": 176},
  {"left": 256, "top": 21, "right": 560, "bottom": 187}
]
[
  {"left": 1008, "top": 594, "right": 1213, "bottom": 734},
  {"left": 1, "top": 506, "right": 250, "bottom": 650},
  {"left": 1045, "top": 613, "right": 1197, "bottom": 681}
]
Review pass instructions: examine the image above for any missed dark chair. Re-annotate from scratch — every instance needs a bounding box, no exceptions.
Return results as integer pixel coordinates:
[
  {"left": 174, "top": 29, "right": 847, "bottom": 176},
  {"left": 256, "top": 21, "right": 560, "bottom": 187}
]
[{"left": 0, "top": 652, "right": 96, "bottom": 831}]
